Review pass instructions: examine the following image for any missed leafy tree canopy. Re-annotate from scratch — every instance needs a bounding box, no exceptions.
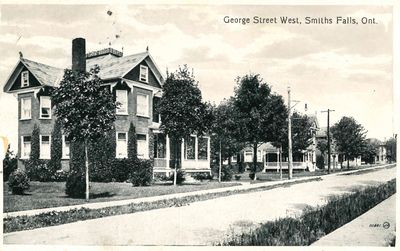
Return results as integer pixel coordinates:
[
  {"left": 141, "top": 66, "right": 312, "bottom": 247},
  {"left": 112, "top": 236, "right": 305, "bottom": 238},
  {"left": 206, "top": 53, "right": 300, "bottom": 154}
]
[
  {"left": 331, "top": 116, "right": 367, "bottom": 160},
  {"left": 159, "top": 65, "right": 212, "bottom": 141},
  {"left": 51, "top": 66, "right": 118, "bottom": 143}
]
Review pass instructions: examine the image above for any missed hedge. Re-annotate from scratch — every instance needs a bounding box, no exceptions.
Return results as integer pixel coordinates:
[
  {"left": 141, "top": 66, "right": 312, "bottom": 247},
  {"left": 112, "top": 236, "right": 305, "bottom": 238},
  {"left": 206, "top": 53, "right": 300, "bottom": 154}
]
[{"left": 221, "top": 179, "right": 396, "bottom": 246}]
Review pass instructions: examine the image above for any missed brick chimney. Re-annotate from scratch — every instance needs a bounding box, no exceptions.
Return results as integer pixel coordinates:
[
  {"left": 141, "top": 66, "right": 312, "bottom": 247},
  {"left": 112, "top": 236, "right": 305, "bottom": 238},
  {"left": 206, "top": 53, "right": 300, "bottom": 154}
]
[{"left": 72, "top": 38, "right": 86, "bottom": 73}]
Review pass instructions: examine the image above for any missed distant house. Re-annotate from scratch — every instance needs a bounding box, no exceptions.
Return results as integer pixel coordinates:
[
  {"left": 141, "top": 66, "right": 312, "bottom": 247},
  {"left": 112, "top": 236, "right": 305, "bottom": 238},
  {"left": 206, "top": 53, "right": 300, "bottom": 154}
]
[
  {"left": 3, "top": 38, "right": 211, "bottom": 175},
  {"left": 238, "top": 114, "right": 319, "bottom": 172}
]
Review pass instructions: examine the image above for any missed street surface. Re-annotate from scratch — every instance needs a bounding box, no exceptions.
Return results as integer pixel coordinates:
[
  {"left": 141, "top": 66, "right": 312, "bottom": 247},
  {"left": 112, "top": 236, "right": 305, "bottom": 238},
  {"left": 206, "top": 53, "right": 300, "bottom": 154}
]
[{"left": 4, "top": 166, "right": 396, "bottom": 245}]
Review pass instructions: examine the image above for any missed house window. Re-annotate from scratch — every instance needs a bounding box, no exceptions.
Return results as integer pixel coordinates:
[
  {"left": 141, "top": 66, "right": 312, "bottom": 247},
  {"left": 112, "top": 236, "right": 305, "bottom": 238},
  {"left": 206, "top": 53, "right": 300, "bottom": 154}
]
[
  {"left": 116, "top": 90, "right": 128, "bottom": 115},
  {"left": 62, "top": 135, "right": 70, "bottom": 159},
  {"left": 244, "top": 151, "right": 253, "bottom": 162},
  {"left": 137, "top": 93, "right": 149, "bottom": 117},
  {"left": 198, "top": 137, "right": 208, "bottom": 160},
  {"left": 257, "top": 150, "right": 262, "bottom": 162},
  {"left": 116, "top": 132, "right": 128, "bottom": 158},
  {"left": 21, "top": 136, "right": 31, "bottom": 159},
  {"left": 21, "top": 71, "right": 29, "bottom": 87},
  {"left": 154, "top": 133, "right": 166, "bottom": 158},
  {"left": 137, "top": 134, "right": 148, "bottom": 159},
  {"left": 185, "top": 136, "right": 196, "bottom": 160},
  {"left": 40, "top": 96, "right": 52, "bottom": 119},
  {"left": 40, "top": 135, "right": 51, "bottom": 159},
  {"left": 20, "top": 97, "right": 31, "bottom": 120},
  {"left": 139, "top": 65, "right": 148, "bottom": 82}
]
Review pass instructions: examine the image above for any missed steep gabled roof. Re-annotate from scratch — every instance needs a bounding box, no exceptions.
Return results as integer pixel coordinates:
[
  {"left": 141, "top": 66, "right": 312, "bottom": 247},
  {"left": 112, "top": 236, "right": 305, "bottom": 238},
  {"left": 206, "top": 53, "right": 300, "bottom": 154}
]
[
  {"left": 21, "top": 58, "right": 64, "bottom": 87},
  {"left": 86, "top": 52, "right": 148, "bottom": 80}
]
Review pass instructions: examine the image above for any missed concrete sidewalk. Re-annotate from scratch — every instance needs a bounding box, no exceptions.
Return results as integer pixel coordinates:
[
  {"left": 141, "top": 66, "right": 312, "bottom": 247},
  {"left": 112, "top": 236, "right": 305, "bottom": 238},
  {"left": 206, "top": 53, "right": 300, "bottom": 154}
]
[
  {"left": 312, "top": 194, "right": 396, "bottom": 246},
  {"left": 3, "top": 163, "right": 395, "bottom": 218}
]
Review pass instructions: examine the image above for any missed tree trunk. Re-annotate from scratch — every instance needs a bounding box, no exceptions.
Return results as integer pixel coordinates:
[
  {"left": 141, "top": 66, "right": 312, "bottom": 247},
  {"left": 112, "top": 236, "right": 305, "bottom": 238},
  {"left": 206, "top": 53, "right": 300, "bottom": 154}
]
[
  {"left": 85, "top": 141, "right": 89, "bottom": 202},
  {"left": 253, "top": 142, "right": 258, "bottom": 181},
  {"left": 218, "top": 140, "right": 222, "bottom": 183},
  {"left": 346, "top": 155, "right": 350, "bottom": 169}
]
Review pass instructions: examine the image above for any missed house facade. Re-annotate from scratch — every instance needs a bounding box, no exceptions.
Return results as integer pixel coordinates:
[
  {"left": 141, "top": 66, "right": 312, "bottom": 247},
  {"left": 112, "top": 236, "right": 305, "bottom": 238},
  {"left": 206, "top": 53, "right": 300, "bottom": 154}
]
[{"left": 3, "top": 38, "right": 211, "bottom": 175}]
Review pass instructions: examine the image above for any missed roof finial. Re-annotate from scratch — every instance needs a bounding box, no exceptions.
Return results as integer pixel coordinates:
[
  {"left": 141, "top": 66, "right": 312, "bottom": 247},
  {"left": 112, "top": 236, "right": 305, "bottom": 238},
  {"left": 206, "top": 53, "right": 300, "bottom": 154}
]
[
  {"left": 19, "top": 51, "right": 23, "bottom": 58},
  {"left": 146, "top": 46, "right": 149, "bottom": 52}
]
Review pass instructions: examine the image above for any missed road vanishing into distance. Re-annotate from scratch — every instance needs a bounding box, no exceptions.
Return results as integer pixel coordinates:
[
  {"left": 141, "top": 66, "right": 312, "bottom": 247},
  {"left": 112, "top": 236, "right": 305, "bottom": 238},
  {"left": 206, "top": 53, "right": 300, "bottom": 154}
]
[{"left": 4, "top": 165, "right": 396, "bottom": 245}]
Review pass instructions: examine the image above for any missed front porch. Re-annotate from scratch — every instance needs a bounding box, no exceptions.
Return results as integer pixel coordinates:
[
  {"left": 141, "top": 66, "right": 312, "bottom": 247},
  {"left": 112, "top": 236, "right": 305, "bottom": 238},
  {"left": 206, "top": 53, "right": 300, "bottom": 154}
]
[{"left": 152, "top": 132, "right": 211, "bottom": 175}]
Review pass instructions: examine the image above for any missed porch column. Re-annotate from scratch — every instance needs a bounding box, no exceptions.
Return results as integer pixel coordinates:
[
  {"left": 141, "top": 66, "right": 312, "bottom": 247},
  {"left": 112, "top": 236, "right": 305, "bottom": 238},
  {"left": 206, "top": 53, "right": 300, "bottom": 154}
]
[{"left": 166, "top": 135, "right": 170, "bottom": 169}]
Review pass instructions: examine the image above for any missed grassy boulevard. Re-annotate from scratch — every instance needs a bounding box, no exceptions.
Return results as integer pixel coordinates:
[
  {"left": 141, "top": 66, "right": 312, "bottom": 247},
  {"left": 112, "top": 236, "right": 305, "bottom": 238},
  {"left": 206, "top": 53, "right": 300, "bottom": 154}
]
[{"left": 220, "top": 178, "right": 396, "bottom": 246}]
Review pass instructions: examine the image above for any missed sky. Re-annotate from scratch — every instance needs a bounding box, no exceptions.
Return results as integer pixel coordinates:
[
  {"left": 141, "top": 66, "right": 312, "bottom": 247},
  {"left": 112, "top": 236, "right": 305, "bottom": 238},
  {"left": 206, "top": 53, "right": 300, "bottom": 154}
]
[{"left": 0, "top": 4, "right": 395, "bottom": 151}]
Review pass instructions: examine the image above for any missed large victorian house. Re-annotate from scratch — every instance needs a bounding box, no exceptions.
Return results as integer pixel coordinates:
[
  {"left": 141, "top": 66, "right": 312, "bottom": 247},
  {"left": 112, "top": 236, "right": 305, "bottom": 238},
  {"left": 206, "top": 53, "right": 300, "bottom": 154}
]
[{"left": 3, "top": 38, "right": 211, "bottom": 175}]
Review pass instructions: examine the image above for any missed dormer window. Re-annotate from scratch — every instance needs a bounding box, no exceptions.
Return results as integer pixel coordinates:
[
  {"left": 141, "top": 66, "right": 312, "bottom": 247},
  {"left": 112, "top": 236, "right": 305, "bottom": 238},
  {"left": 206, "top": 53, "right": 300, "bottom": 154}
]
[
  {"left": 40, "top": 96, "right": 52, "bottom": 119},
  {"left": 21, "top": 71, "right": 29, "bottom": 87},
  {"left": 139, "top": 65, "right": 148, "bottom": 83}
]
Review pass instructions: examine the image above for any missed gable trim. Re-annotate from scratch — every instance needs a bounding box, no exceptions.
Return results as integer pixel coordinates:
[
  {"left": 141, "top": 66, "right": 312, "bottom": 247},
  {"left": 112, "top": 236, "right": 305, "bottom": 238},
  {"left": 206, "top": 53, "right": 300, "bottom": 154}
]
[{"left": 121, "top": 53, "right": 164, "bottom": 87}]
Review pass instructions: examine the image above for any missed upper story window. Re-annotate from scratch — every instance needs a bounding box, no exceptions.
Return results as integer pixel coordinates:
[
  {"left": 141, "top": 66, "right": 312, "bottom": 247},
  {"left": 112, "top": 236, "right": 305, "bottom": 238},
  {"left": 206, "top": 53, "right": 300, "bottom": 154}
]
[
  {"left": 21, "top": 71, "right": 29, "bottom": 87},
  {"left": 40, "top": 96, "right": 51, "bottom": 119},
  {"left": 137, "top": 93, "right": 149, "bottom": 117},
  {"left": 20, "top": 97, "right": 31, "bottom": 120},
  {"left": 116, "top": 132, "right": 128, "bottom": 158},
  {"left": 116, "top": 90, "right": 128, "bottom": 115},
  {"left": 40, "top": 135, "right": 51, "bottom": 159},
  {"left": 139, "top": 65, "right": 148, "bottom": 83},
  {"left": 21, "top": 136, "right": 31, "bottom": 159}
]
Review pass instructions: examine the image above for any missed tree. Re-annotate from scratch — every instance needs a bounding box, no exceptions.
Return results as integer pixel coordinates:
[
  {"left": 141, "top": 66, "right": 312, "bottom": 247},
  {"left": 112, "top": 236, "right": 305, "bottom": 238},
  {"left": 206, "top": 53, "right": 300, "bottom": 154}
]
[
  {"left": 52, "top": 66, "right": 118, "bottom": 200},
  {"left": 233, "top": 74, "right": 287, "bottom": 180},
  {"left": 211, "top": 98, "right": 244, "bottom": 181},
  {"left": 30, "top": 124, "right": 40, "bottom": 162},
  {"left": 362, "top": 139, "right": 379, "bottom": 164},
  {"left": 317, "top": 139, "right": 328, "bottom": 157},
  {"left": 158, "top": 65, "right": 212, "bottom": 185},
  {"left": 385, "top": 137, "right": 397, "bottom": 163},
  {"left": 128, "top": 122, "right": 137, "bottom": 160},
  {"left": 273, "top": 112, "right": 314, "bottom": 160},
  {"left": 49, "top": 118, "right": 62, "bottom": 172},
  {"left": 3, "top": 144, "right": 17, "bottom": 181},
  {"left": 331, "top": 116, "right": 367, "bottom": 169}
]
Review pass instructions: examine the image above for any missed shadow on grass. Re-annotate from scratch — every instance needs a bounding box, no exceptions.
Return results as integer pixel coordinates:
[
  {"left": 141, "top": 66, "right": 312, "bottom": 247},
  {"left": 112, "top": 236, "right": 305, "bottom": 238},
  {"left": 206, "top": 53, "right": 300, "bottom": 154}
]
[{"left": 90, "top": 192, "right": 116, "bottom": 199}]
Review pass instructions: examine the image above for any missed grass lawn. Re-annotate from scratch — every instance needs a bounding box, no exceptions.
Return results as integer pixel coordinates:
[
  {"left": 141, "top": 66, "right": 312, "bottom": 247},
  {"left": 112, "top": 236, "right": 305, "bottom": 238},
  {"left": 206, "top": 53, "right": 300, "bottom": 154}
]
[{"left": 3, "top": 180, "right": 239, "bottom": 213}]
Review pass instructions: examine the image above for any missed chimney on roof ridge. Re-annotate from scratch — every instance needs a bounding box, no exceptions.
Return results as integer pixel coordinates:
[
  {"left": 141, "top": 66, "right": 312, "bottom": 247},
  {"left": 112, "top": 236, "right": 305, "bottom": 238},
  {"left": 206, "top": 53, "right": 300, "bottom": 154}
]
[
  {"left": 19, "top": 51, "right": 23, "bottom": 58},
  {"left": 72, "top": 38, "right": 86, "bottom": 73},
  {"left": 146, "top": 46, "right": 149, "bottom": 52}
]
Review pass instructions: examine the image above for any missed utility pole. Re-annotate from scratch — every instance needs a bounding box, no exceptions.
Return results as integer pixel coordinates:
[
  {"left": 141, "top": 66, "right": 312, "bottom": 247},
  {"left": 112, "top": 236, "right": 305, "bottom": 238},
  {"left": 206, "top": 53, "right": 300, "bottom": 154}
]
[
  {"left": 218, "top": 140, "right": 222, "bottom": 183},
  {"left": 321, "top": 109, "right": 335, "bottom": 173},
  {"left": 288, "top": 87, "right": 293, "bottom": 179}
]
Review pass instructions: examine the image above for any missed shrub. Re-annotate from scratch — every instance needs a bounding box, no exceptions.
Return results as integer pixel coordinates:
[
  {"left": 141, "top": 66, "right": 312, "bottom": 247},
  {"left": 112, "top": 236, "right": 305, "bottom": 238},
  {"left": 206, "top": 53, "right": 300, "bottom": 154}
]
[
  {"left": 130, "top": 159, "right": 153, "bottom": 186},
  {"left": 127, "top": 122, "right": 137, "bottom": 160},
  {"left": 87, "top": 129, "right": 116, "bottom": 182},
  {"left": 49, "top": 119, "right": 62, "bottom": 172},
  {"left": 221, "top": 165, "right": 233, "bottom": 181},
  {"left": 65, "top": 171, "right": 86, "bottom": 198},
  {"left": 53, "top": 169, "right": 68, "bottom": 182},
  {"left": 192, "top": 172, "right": 213, "bottom": 181},
  {"left": 316, "top": 155, "right": 325, "bottom": 169},
  {"left": 25, "top": 159, "right": 54, "bottom": 182},
  {"left": 169, "top": 169, "right": 186, "bottom": 184},
  {"left": 234, "top": 175, "right": 241, "bottom": 181},
  {"left": 3, "top": 144, "right": 17, "bottom": 181},
  {"left": 110, "top": 158, "right": 133, "bottom": 182},
  {"left": 8, "top": 169, "right": 30, "bottom": 195}
]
